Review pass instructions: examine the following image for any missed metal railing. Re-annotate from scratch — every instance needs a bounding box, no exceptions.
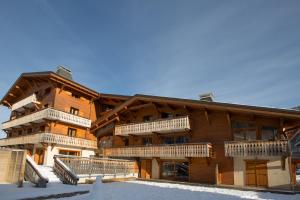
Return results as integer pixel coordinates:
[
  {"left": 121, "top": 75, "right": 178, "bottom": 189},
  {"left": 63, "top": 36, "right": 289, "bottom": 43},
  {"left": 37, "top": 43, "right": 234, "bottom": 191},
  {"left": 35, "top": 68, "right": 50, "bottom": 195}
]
[
  {"left": 224, "top": 140, "right": 289, "bottom": 157},
  {"left": 2, "top": 108, "right": 91, "bottom": 129},
  {"left": 0, "top": 132, "right": 97, "bottom": 149},
  {"left": 103, "top": 143, "right": 212, "bottom": 158},
  {"left": 115, "top": 116, "right": 190, "bottom": 136},
  {"left": 11, "top": 94, "right": 39, "bottom": 111}
]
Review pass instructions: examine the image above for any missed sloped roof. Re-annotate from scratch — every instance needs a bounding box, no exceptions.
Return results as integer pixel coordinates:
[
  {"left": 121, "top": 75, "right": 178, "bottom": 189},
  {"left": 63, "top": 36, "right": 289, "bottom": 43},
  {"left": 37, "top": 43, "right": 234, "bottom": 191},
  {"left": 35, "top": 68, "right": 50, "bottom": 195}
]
[
  {"left": 0, "top": 71, "right": 99, "bottom": 106},
  {"left": 91, "top": 94, "right": 300, "bottom": 132}
]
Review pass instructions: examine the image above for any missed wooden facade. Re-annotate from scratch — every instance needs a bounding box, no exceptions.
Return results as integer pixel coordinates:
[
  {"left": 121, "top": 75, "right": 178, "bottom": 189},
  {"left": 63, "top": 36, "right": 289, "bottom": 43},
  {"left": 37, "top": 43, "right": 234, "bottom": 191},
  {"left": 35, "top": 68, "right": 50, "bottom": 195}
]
[
  {"left": 0, "top": 71, "right": 98, "bottom": 165},
  {"left": 92, "top": 95, "right": 300, "bottom": 188},
  {"left": 1, "top": 69, "right": 300, "bottom": 189}
]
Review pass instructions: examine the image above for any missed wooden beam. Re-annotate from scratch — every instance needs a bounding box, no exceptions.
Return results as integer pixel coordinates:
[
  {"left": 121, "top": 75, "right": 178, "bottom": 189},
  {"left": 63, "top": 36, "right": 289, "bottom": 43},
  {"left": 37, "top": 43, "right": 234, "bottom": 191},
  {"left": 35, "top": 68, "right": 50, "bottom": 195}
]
[
  {"left": 128, "top": 103, "right": 153, "bottom": 111},
  {"left": 15, "top": 85, "right": 26, "bottom": 96},
  {"left": 91, "top": 117, "right": 118, "bottom": 132},
  {"left": 226, "top": 113, "right": 231, "bottom": 129},
  {"left": 204, "top": 109, "right": 210, "bottom": 125},
  {"left": 59, "top": 84, "right": 65, "bottom": 93},
  {"left": 9, "top": 93, "right": 16, "bottom": 97},
  {"left": 3, "top": 100, "right": 12, "bottom": 108}
]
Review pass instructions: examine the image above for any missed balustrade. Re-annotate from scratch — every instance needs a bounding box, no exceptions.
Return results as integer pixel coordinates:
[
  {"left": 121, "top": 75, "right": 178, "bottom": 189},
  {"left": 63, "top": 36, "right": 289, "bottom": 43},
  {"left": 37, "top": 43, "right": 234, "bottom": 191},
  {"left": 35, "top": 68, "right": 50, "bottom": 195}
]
[
  {"left": 103, "top": 143, "right": 212, "bottom": 158},
  {"left": 224, "top": 140, "right": 289, "bottom": 157},
  {"left": 115, "top": 116, "right": 190, "bottom": 136}
]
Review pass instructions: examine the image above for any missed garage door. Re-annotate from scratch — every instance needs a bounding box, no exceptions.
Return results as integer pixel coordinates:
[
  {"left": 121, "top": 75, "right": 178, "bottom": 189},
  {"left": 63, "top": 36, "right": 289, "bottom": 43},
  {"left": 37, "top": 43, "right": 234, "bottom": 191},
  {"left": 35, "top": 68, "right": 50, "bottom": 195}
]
[{"left": 246, "top": 160, "right": 268, "bottom": 187}]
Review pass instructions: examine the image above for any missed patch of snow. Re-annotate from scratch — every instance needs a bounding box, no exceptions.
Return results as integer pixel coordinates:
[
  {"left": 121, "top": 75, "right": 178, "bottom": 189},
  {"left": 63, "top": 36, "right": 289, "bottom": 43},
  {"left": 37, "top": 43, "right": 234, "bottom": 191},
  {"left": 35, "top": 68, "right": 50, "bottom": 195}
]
[
  {"left": 0, "top": 182, "right": 91, "bottom": 200},
  {"left": 36, "top": 165, "right": 60, "bottom": 183},
  {"left": 62, "top": 178, "right": 300, "bottom": 200}
]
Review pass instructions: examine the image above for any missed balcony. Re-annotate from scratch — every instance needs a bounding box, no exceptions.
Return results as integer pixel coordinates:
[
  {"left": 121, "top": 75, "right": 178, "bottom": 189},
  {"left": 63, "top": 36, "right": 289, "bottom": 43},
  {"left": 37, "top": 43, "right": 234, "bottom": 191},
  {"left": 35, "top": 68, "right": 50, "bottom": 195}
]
[
  {"left": 11, "top": 94, "right": 40, "bottom": 111},
  {"left": 115, "top": 116, "right": 190, "bottom": 136},
  {"left": 103, "top": 143, "right": 212, "bottom": 158},
  {"left": 224, "top": 140, "right": 289, "bottom": 157},
  {"left": 2, "top": 108, "right": 91, "bottom": 130},
  {"left": 0, "top": 132, "right": 97, "bottom": 149}
]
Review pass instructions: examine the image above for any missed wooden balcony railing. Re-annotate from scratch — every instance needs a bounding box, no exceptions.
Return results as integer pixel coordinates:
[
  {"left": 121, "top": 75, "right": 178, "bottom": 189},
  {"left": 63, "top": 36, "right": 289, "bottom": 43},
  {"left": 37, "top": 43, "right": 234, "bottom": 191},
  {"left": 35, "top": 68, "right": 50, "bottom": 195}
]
[
  {"left": 103, "top": 143, "right": 212, "bottom": 158},
  {"left": 58, "top": 155, "right": 137, "bottom": 176},
  {"left": 115, "top": 116, "right": 190, "bottom": 136},
  {"left": 11, "top": 94, "right": 40, "bottom": 111},
  {"left": 224, "top": 140, "right": 289, "bottom": 157},
  {"left": 0, "top": 132, "right": 97, "bottom": 149},
  {"left": 2, "top": 108, "right": 91, "bottom": 129}
]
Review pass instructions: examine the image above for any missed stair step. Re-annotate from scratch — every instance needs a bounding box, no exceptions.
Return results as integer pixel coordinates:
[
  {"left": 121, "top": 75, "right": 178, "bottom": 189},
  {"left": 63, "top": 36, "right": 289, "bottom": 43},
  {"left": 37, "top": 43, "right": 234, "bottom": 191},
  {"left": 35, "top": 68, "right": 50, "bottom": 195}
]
[{"left": 36, "top": 165, "right": 61, "bottom": 183}]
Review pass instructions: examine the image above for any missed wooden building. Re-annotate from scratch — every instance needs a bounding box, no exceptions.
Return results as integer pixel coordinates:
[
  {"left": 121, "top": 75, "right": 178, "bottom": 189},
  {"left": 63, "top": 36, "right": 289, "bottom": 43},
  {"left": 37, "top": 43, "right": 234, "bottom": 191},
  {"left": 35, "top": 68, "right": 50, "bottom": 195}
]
[
  {"left": 1, "top": 68, "right": 300, "bottom": 189},
  {"left": 0, "top": 67, "right": 98, "bottom": 166},
  {"left": 92, "top": 94, "right": 300, "bottom": 189}
]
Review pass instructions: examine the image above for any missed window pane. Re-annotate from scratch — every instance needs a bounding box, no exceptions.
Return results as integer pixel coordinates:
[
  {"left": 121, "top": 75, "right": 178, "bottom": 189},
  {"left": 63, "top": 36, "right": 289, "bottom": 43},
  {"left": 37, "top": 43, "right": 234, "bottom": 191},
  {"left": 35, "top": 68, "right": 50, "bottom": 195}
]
[
  {"left": 163, "top": 137, "right": 174, "bottom": 144},
  {"left": 175, "top": 136, "right": 189, "bottom": 144},
  {"left": 245, "top": 130, "right": 256, "bottom": 140},
  {"left": 261, "top": 127, "right": 277, "bottom": 141}
]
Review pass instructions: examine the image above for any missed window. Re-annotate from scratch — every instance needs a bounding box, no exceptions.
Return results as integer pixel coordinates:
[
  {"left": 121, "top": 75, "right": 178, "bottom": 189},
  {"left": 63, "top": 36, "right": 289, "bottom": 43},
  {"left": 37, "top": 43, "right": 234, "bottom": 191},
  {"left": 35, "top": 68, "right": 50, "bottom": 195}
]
[
  {"left": 44, "top": 104, "right": 49, "bottom": 108},
  {"left": 18, "top": 130, "right": 22, "bottom": 136},
  {"left": 40, "top": 126, "right": 45, "bottom": 132},
  {"left": 163, "top": 135, "right": 189, "bottom": 145},
  {"left": 27, "top": 128, "right": 32, "bottom": 134},
  {"left": 232, "top": 121, "right": 255, "bottom": 129},
  {"left": 143, "top": 137, "right": 152, "bottom": 146},
  {"left": 163, "top": 137, "right": 175, "bottom": 144},
  {"left": 232, "top": 121, "right": 257, "bottom": 141},
  {"left": 261, "top": 126, "right": 277, "bottom": 141},
  {"left": 161, "top": 112, "right": 173, "bottom": 119},
  {"left": 161, "top": 162, "right": 189, "bottom": 180},
  {"left": 72, "top": 93, "right": 80, "bottom": 99},
  {"left": 67, "top": 128, "right": 77, "bottom": 137},
  {"left": 44, "top": 87, "right": 51, "bottom": 95},
  {"left": 59, "top": 149, "right": 80, "bottom": 156},
  {"left": 143, "top": 115, "right": 154, "bottom": 122},
  {"left": 234, "top": 130, "right": 256, "bottom": 141},
  {"left": 70, "top": 107, "right": 79, "bottom": 115},
  {"left": 175, "top": 136, "right": 189, "bottom": 144}
]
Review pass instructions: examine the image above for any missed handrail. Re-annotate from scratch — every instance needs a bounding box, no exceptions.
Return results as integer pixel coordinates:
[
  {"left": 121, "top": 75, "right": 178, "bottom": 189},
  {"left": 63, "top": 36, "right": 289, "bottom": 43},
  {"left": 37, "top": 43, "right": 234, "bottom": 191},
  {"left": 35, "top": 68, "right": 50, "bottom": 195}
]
[
  {"left": 224, "top": 140, "right": 289, "bottom": 157},
  {"left": 24, "top": 155, "right": 48, "bottom": 188},
  {"left": 0, "top": 132, "right": 97, "bottom": 149},
  {"left": 2, "top": 107, "right": 91, "bottom": 129},
  {"left": 11, "top": 93, "right": 39, "bottom": 111},
  {"left": 53, "top": 156, "right": 79, "bottom": 185},
  {"left": 103, "top": 143, "right": 212, "bottom": 158},
  {"left": 115, "top": 115, "right": 190, "bottom": 136},
  {"left": 57, "top": 155, "right": 137, "bottom": 177}
]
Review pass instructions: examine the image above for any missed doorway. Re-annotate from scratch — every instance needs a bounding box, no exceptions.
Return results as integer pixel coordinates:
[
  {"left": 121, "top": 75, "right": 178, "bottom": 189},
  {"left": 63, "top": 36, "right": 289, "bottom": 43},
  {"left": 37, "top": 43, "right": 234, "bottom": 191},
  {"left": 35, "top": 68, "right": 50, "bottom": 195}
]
[
  {"left": 245, "top": 160, "right": 268, "bottom": 187},
  {"left": 34, "top": 148, "right": 44, "bottom": 165},
  {"left": 141, "top": 160, "right": 152, "bottom": 179}
]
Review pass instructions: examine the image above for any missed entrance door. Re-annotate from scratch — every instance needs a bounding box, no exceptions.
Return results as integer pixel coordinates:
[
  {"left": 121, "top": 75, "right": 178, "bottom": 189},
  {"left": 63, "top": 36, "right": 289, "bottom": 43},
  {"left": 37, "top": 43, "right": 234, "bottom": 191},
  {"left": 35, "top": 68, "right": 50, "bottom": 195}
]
[
  {"left": 34, "top": 148, "right": 44, "bottom": 165},
  {"left": 141, "top": 160, "right": 152, "bottom": 179},
  {"left": 246, "top": 160, "right": 268, "bottom": 187}
]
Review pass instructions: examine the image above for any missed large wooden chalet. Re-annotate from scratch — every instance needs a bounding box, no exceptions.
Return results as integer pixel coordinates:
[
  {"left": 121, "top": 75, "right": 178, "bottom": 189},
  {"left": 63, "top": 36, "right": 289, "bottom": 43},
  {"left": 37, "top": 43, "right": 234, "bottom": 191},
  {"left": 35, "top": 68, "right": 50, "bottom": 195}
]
[{"left": 1, "top": 67, "right": 300, "bottom": 189}]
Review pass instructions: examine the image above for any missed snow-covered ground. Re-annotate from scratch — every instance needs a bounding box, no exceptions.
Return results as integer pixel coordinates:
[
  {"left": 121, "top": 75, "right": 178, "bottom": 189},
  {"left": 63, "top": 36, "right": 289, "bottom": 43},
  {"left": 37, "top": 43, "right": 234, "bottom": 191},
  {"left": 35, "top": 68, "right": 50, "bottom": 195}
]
[
  {"left": 0, "top": 182, "right": 91, "bottom": 200},
  {"left": 62, "top": 178, "right": 300, "bottom": 200},
  {"left": 1, "top": 178, "right": 300, "bottom": 200}
]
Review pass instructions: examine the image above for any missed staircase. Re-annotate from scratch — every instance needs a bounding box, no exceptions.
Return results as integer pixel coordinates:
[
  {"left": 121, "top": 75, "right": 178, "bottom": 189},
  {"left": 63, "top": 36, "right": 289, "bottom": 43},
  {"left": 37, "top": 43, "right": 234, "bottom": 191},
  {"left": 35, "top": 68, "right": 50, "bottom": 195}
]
[{"left": 36, "top": 165, "right": 61, "bottom": 183}]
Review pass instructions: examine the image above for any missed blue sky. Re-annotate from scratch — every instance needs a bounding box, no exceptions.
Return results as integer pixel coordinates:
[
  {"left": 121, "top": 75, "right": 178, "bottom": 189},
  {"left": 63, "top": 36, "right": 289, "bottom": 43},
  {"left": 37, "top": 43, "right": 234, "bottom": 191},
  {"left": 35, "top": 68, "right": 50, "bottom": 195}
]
[{"left": 0, "top": 0, "right": 300, "bottom": 137}]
